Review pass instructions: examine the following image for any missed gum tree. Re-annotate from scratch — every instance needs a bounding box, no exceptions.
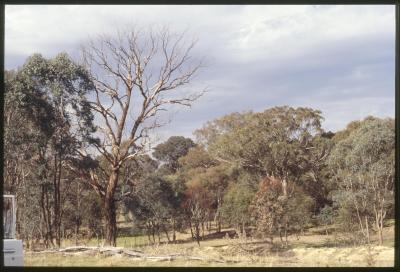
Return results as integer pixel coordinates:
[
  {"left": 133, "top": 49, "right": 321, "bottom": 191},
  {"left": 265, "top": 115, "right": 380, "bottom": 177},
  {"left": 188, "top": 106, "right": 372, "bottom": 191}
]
[
  {"left": 81, "top": 26, "right": 204, "bottom": 246},
  {"left": 4, "top": 54, "right": 95, "bottom": 247},
  {"left": 329, "top": 117, "right": 394, "bottom": 245}
]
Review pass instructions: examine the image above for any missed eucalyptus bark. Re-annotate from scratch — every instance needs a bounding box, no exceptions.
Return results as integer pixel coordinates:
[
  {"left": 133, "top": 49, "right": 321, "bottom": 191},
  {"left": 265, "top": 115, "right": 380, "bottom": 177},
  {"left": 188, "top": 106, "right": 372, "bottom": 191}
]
[
  {"left": 104, "top": 169, "right": 119, "bottom": 246},
  {"left": 82, "top": 27, "right": 203, "bottom": 248},
  {"left": 172, "top": 218, "right": 176, "bottom": 243},
  {"left": 162, "top": 224, "right": 171, "bottom": 243}
]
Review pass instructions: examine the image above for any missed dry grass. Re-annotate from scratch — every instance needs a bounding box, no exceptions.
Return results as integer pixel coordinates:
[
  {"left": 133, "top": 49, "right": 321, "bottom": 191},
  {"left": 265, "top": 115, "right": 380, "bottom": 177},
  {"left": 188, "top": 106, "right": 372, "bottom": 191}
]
[
  {"left": 24, "top": 224, "right": 395, "bottom": 267},
  {"left": 24, "top": 245, "right": 394, "bottom": 267}
]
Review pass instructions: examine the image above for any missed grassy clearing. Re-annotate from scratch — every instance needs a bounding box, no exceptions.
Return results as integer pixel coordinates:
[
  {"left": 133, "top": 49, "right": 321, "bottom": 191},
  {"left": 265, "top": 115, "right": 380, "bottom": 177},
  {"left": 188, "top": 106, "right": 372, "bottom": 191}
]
[
  {"left": 24, "top": 225, "right": 394, "bottom": 267},
  {"left": 24, "top": 245, "right": 394, "bottom": 267},
  {"left": 59, "top": 234, "right": 151, "bottom": 248}
]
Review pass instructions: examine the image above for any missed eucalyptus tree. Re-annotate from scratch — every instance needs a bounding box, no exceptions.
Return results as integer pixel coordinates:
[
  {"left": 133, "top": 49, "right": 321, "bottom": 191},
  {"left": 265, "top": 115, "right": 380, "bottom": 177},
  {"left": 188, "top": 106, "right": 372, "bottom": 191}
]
[
  {"left": 220, "top": 181, "right": 255, "bottom": 236},
  {"left": 177, "top": 145, "right": 221, "bottom": 233},
  {"left": 4, "top": 53, "right": 96, "bottom": 247},
  {"left": 250, "top": 176, "right": 314, "bottom": 245},
  {"left": 123, "top": 174, "right": 175, "bottom": 244},
  {"left": 328, "top": 117, "right": 394, "bottom": 245},
  {"left": 195, "top": 106, "right": 328, "bottom": 199},
  {"left": 182, "top": 180, "right": 213, "bottom": 245},
  {"left": 153, "top": 136, "right": 196, "bottom": 173},
  {"left": 81, "top": 26, "right": 204, "bottom": 246},
  {"left": 4, "top": 70, "right": 47, "bottom": 246}
]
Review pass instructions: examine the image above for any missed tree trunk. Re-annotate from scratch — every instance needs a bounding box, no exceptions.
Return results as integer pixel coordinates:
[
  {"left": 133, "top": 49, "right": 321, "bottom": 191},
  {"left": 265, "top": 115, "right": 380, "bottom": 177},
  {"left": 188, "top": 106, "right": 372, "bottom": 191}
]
[
  {"left": 282, "top": 178, "right": 287, "bottom": 197},
  {"left": 104, "top": 197, "right": 117, "bottom": 246},
  {"left": 104, "top": 170, "right": 119, "bottom": 246},
  {"left": 157, "top": 224, "right": 161, "bottom": 244},
  {"left": 285, "top": 223, "right": 288, "bottom": 246},
  {"left": 279, "top": 229, "right": 284, "bottom": 244},
  {"left": 375, "top": 208, "right": 384, "bottom": 246},
  {"left": 189, "top": 220, "right": 194, "bottom": 239},
  {"left": 75, "top": 223, "right": 80, "bottom": 246},
  {"left": 53, "top": 152, "right": 62, "bottom": 248},
  {"left": 41, "top": 184, "right": 55, "bottom": 248},
  {"left": 163, "top": 224, "right": 171, "bottom": 243},
  {"left": 152, "top": 227, "right": 156, "bottom": 244},
  {"left": 365, "top": 216, "right": 370, "bottom": 244},
  {"left": 235, "top": 223, "right": 240, "bottom": 239},
  {"left": 195, "top": 223, "right": 200, "bottom": 246},
  {"left": 377, "top": 228, "right": 383, "bottom": 245},
  {"left": 172, "top": 218, "right": 176, "bottom": 243},
  {"left": 377, "top": 211, "right": 383, "bottom": 246},
  {"left": 75, "top": 182, "right": 81, "bottom": 246},
  {"left": 216, "top": 193, "right": 222, "bottom": 233},
  {"left": 146, "top": 223, "right": 152, "bottom": 244}
]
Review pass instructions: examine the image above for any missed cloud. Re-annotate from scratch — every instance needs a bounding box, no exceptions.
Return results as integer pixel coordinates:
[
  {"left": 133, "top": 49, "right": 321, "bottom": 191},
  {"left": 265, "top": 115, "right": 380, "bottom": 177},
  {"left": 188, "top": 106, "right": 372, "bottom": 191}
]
[{"left": 5, "top": 5, "right": 395, "bottom": 143}]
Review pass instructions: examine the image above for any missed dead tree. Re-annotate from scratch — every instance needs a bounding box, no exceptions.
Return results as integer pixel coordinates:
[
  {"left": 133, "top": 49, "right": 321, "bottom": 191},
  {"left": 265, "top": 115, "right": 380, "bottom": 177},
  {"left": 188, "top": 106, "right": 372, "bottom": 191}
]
[{"left": 81, "top": 26, "right": 204, "bottom": 246}]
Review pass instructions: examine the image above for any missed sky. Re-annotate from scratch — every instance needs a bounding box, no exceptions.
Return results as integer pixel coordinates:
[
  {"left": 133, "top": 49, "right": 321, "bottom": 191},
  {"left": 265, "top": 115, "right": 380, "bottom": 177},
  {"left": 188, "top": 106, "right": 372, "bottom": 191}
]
[{"left": 5, "top": 5, "right": 395, "bottom": 143}]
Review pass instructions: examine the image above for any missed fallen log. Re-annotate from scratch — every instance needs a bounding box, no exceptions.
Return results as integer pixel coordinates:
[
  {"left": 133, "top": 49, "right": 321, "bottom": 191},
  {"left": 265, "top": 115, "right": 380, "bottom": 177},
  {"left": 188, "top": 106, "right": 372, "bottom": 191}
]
[
  {"left": 59, "top": 246, "right": 99, "bottom": 252},
  {"left": 142, "top": 254, "right": 229, "bottom": 263},
  {"left": 27, "top": 246, "right": 239, "bottom": 264},
  {"left": 146, "top": 256, "right": 175, "bottom": 261},
  {"left": 99, "top": 247, "right": 124, "bottom": 253},
  {"left": 122, "top": 249, "right": 146, "bottom": 258},
  {"left": 61, "top": 252, "right": 87, "bottom": 256}
]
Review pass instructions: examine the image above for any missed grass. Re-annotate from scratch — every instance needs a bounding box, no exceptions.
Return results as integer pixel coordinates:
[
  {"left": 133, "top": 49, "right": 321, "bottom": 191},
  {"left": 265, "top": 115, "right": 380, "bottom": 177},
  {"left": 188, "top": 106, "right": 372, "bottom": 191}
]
[
  {"left": 24, "top": 224, "right": 395, "bottom": 267},
  {"left": 59, "top": 234, "right": 151, "bottom": 248},
  {"left": 59, "top": 226, "right": 193, "bottom": 248}
]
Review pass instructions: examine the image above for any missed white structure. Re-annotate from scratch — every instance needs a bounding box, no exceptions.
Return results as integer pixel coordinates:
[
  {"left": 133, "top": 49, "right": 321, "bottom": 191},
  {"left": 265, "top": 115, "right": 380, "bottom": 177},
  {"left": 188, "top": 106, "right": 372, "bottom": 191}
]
[{"left": 3, "top": 195, "right": 23, "bottom": 266}]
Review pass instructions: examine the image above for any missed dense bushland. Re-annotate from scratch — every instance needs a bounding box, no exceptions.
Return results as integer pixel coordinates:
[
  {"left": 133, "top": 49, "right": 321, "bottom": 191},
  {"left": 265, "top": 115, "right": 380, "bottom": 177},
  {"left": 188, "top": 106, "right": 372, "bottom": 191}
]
[{"left": 4, "top": 33, "right": 394, "bottom": 249}]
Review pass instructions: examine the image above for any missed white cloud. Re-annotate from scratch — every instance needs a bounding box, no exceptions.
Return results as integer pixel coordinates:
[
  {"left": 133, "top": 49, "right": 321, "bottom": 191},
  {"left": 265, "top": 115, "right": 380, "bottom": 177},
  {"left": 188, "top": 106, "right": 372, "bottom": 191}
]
[{"left": 5, "top": 5, "right": 395, "bottom": 142}]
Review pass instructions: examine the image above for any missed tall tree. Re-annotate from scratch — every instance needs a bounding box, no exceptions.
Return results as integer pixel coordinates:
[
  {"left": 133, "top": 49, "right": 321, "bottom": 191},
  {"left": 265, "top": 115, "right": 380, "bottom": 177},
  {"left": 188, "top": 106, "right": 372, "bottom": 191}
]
[
  {"left": 196, "top": 106, "right": 326, "bottom": 196},
  {"left": 81, "top": 26, "right": 204, "bottom": 246},
  {"left": 328, "top": 117, "right": 394, "bottom": 245},
  {"left": 4, "top": 70, "right": 47, "bottom": 246},
  {"left": 4, "top": 53, "right": 95, "bottom": 247},
  {"left": 221, "top": 181, "right": 255, "bottom": 236},
  {"left": 123, "top": 173, "right": 175, "bottom": 244},
  {"left": 250, "top": 176, "right": 313, "bottom": 245}
]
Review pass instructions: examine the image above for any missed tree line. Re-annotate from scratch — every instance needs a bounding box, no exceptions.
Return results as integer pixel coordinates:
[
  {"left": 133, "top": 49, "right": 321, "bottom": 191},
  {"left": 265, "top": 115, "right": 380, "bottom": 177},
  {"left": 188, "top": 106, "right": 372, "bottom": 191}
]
[{"left": 3, "top": 27, "right": 394, "bottom": 249}]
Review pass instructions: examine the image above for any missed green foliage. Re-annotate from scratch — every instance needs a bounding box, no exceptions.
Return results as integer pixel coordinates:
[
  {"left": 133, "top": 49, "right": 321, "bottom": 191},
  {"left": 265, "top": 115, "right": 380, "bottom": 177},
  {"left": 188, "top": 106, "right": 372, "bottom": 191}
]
[
  {"left": 250, "top": 177, "right": 284, "bottom": 239},
  {"left": 122, "top": 174, "right": 176, "bottom": 231},
  {"left": 63, "top": 182, "right": 104, "bottom": 238},
  {"left": 4, "top": 53, "right": 96, "bottom": 247},
  {"left": 153, "top": 136, "right": 196, "bottom": 172},
  {"left": 283, "top": 188, "right": 314, "bottom": 233},
  {"left": 178, "top": 145, "right": 216, "bottom": 171},
  {"left": 316, "top": 205, "right": 335, "bottom": 227},
  {"left": 195, "top": 106, "right": 331, "bottom": 210},
  {"left": 330, "top": 191, "right": 361, "bottom": 233},
  {"left": 250, "top": 176, "right": 314, "bottom": 241},
  {"left": 220, "top": 182, "right": 255, "bottom": 227},
  {"left": 196, "top": 106, "right": 324, "bottom": 175},
  {"left": 328, "top": 117, "right": 395, "bottom": 243},
  {"left": 182, "top": 178, "right": 213, "bottom": 240},
  {"left": 4, "top": 52, "right": 395, "bottom": 250}
]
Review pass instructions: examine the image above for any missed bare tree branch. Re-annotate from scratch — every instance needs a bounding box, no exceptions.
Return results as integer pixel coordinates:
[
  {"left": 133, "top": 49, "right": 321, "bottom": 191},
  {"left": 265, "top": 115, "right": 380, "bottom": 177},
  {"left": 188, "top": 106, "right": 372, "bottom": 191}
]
[{"left": 80, "top": 26, "right": 204, "bottom": 245}]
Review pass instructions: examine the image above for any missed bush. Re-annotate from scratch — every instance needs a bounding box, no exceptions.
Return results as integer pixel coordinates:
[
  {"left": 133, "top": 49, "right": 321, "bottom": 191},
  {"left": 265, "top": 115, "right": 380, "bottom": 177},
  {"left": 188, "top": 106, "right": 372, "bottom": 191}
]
[
  {"left": 250, "top": 176, "right": 314, "bottom": 244},
  {"left": 220, "top": 181, "right": 255, "bottom": 234}
]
